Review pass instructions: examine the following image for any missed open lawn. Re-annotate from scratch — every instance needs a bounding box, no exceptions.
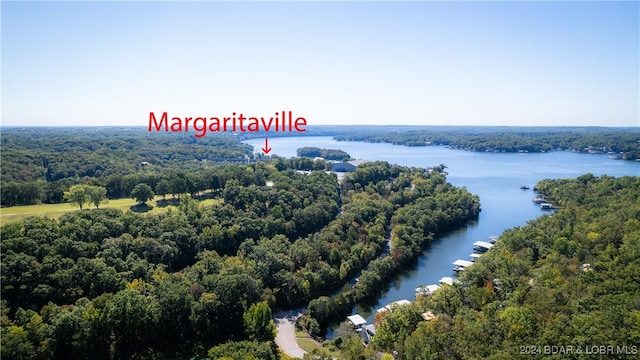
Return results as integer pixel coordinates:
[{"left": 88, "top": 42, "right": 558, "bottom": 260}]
[
  {"left": 0, "top": 196, "right": 220, "bottom": 226},
  {"left": 295, "top": 330, "right": 339, "bottom": 358}
]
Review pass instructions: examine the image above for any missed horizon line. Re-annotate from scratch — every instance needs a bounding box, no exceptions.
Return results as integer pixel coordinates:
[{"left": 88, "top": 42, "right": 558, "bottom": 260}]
[{"left": 2, "top": 124, "right": 639, "bottom": 129}]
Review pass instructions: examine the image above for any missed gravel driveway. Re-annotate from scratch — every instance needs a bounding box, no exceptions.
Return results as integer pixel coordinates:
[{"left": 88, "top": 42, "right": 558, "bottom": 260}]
[{"left": 274, "top": 310, "right": 306, "bottom": 359}]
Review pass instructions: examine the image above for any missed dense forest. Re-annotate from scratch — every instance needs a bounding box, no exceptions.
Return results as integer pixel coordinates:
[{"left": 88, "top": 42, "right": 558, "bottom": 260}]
[
  {"left": 3, "top": 126, "right": 638, "bottom": 206},
  {"left": 333, "top": 127, "right": 640, "bottom": 160},
  {"left": 314, "top": 174, "right": 639, "bottom": 359},
  {"left": 0, "top": 128, "right": 254, "bottom": 207},
  {"left": 1, "top": 156, "right": 480, "bottom": 359}
]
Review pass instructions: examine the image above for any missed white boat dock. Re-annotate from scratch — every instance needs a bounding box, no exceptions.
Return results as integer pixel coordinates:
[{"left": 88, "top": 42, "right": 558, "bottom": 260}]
[
  {"left": 376, "top": 299, "right": 412, "bottom": 313},
  {"left": 347, "top": 314, "right": 367, "bottom": 328},
  {"left": 469, "top": 253, "right": 482, "bottom": 262},
  {"left": 532, "top": 196, "right": 546, "bottom": 203},
  {"left": 540, "top": 202, "right": 553, "bottom": 210},
  {"left": 439, "top": 276, "right": 456, "bottom": 285},
  {"left": 453, "top": 259, "right": 474, "bottom": 272},
  {"left": 415, "top": 284, "right": 440, "bottom": 296},
  {"left": 473, "top": 241, "right": 494, "bottom": 252}
]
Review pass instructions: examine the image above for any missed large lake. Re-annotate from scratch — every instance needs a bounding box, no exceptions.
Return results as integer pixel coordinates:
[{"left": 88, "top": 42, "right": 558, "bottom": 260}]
[{"left": 244, "top": 136, "right": 639, "bottom": 330}]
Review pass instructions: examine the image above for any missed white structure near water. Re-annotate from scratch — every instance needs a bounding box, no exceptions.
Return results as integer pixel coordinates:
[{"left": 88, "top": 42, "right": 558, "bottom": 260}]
[
  {"left": 453, "top": 259, "right": 474, "bottom": 272},
  {"left": 415, "top": 284, "right": 440, "bottom": 297}
]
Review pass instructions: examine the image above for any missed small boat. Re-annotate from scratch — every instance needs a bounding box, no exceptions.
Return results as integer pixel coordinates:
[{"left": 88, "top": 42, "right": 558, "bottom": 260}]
[
  {"left": 520, "top": 184, "right": 530, "bottom": 189},
  {"left": 488, "top": 235, "right": 499, "bottom": 244},
  {"left": 469, "top": 253, "right": 482, "bottom": 262}
]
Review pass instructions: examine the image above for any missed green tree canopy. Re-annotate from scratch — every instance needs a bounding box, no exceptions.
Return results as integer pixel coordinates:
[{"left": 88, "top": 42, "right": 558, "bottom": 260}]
[
  {"left": 207, "top": 340, "right": 279, "bottom": 360},
  {"left": 155, "top": 180, "right": 171, "bottom": 199},
  {"left": 131, "top": 183, "right": 154, "bottom": 204},
  {"left": 64, "top": 184, "right": 88, "bottom": 209},
  {"left": 86, "top": 185, "right": 107, "bottom": 209},
  {"left": 242, "top": 301, "right": 276, "bottom": 342}
]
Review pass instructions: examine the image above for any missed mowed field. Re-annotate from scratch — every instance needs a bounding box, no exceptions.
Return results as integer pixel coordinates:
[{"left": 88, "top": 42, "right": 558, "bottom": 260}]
[{"left": 0, "top": 196, "right": 220, "bottom": 226}]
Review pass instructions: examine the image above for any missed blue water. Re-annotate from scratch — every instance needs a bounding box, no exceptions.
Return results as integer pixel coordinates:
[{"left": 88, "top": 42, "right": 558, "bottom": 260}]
[{"left": 244, "top": 136, "right": 640, "bottom": 329}]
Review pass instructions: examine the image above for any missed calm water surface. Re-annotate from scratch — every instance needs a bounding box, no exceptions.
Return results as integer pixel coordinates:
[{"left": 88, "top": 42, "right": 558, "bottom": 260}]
[{"left": 244, "top": 136, "right": 639, "bottom": 330}]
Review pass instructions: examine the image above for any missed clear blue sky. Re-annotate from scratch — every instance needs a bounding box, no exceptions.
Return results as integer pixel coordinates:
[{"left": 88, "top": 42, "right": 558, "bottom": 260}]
[{"left": 2, "top": 1, "right": 639, "bottom": 127}]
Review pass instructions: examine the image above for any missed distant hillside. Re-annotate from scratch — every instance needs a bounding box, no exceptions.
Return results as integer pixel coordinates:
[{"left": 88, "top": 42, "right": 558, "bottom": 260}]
[{"left": 332, "top": 127, "right": 640, "bottom": 160}]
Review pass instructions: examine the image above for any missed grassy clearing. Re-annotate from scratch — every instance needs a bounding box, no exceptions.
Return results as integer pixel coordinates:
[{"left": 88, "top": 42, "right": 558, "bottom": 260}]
[
  {"left": 0, "top": 196, "right": 221, "bottom": 226},
  {"left": 296, "top": 337, "right": 321, "bottom": 353},
  {"left": 294, "top": 330, "right": 339, "bottom": 358}
]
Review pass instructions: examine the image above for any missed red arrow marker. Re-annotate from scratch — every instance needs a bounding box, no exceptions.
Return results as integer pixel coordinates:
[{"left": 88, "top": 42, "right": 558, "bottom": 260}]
[{"left": 262, "top": 138, "right": 271, "bottom": 154}]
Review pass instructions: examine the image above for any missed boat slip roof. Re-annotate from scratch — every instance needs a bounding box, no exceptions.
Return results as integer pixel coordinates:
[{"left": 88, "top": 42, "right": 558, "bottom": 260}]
[
  {"left": 415, "top": 284, "right": 440, "bottom": 294},
  {"left": 453, "top": 259, "right": 474, "bottom": 267},
  {"left": 347, "top": 314, "right": 367, "bottom": 326},
  {"left": 376, "top": 299, "right": 413, "bottom": 314},
  {"left": 389, "top": 299, "right": 412, "bottom": 307},
  {"left": 473, "top": 241, "right": 494, "bottom": 249},
  {"left": 439, "top": 277, "right": 455, "bottom": 285}
]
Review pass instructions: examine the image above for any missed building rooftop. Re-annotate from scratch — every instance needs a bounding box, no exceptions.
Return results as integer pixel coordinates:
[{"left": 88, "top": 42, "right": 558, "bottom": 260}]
[
  {"left": 347, "top": 314, "right": 367, "bottom": 327},
  {"left": 422, "top": 311, "right": 436, "bottom": 321}
]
